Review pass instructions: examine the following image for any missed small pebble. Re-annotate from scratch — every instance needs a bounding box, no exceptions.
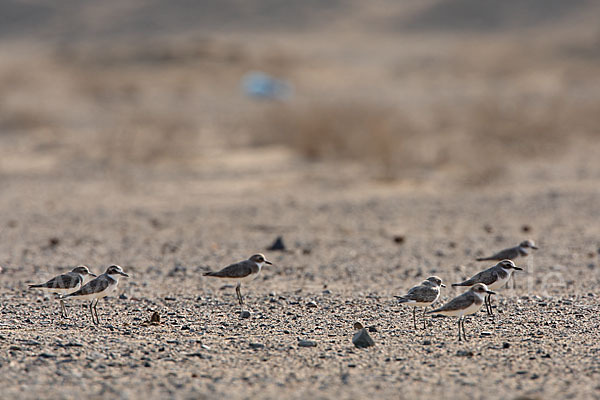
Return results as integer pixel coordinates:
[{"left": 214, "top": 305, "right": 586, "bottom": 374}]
[
  {"left": 456, "top": 350, "right": 473, "bottom": 357},
  {"left": 352, "top": 329, "right": 375, "bottom": 348},
  {"left": 267, "top": 236, "right": 286, "bottom": 251},
  {"left": 502, "top": 342, "right": 510, "bottom": 349},
  {"left": 249, "top": 343, "right": 265, "bottom": 349},
  {"left": 298, "top": 340, "right": 317, "bottom": 348},
  {"left": 306, "top": 301, "right": 318, "bottom": 308},
  {"left": 393, "top": 235, "right": 405, "bottom": 244},
  {"left": 423, "top": 340, "right": 431, "bottom": 345},
  {"left": 240, "top": 311, "right": 251, "bottom": 319}
]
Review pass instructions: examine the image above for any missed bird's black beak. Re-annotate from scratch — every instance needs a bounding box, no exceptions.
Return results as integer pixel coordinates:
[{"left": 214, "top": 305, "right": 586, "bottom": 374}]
[
  {"left": 487, "top": 290, "right": 496, "bottom": 295},
  {"left": 513, "top": 266, "right": 523, "bottom": 271},
  {"left": 265, "top": 260, "right": 273, "bottom": 265},
  {"left": 531, "top": 246, "right": 538, "bottom": 250},
  {"left": 120, "top": 271, "right": 129, "bottom": 277},
  {"left": 89, "top": 273, "right": 97, "bottom": 277},
  {"left": 441, "top": 284, "right": 446, "bottom": 288}
]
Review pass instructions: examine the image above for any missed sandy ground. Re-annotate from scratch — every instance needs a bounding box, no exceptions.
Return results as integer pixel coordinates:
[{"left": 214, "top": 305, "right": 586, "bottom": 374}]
[{"left": 1, "top": 145, "right": 599, "bottom": 400}]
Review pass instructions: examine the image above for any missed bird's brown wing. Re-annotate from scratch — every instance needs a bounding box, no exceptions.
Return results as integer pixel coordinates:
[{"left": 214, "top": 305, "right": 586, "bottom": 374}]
[
  {"left": 205, "top": 260, "right": 254, "bottom": 278},
  {"left": 30, "top": 273, "right": 81, "bottom": 289},
  {"left": 402, "top": 285, "right": 438, "bottom": 303},
  {"left": 67, "top": 276, "right": 111, "bottom": 297},
  {"left": 430, "top": 291, "right": 476, "bottom": 313},
  {"left": 454, "top": 267, "right": 498, "bottom": 286}
]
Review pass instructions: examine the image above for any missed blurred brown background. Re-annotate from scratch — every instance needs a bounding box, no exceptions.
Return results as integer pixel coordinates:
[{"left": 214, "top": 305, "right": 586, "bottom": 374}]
[{"left": 1, "top": 0, "right": 599, "bottom": 189}]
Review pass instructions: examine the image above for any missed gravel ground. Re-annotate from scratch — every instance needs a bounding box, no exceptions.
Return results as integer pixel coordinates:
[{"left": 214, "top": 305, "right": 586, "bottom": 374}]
[{"left": 1, "top": 151, "right": 600, "bottom": 400}]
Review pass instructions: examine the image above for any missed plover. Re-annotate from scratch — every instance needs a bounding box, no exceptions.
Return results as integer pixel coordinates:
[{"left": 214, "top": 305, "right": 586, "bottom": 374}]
[
  {"left": 64, "top": 265, "right": 129, "bottom": 325},
  {"left": 477, "top": 240, "right": 537, "bottom": 288},
  {"left": 427, "top": 283, "right": 495, "bottom": 341},
  {"left": 204, "top": 253, "right": 272, "bottom": 306},
  {"left": 29, "top": 265, "right": 96, "bottom": 318},
  {"left": 452, "top": 259, "right": 522, "bottom": 315},
  {"left": 476, "top": 240, "right": 538, "bottom": 262},
  {"left": 395, "top": 276, "right": 445, "bottom": 330}
]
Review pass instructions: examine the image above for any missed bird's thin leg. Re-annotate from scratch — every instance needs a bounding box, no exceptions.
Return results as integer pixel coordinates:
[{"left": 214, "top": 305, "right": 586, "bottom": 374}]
[
  {"left": 462, "top": 317, "right": 468, "bottom": 341},
  {"left": 412, "top": 307, "right": 417, "bottom": 330},
  {"left": 60, "top": 299, "right": 67, "bottom": 318},
  {"left": 457, "top": 317, "right": 462, "bottom": 341},
  {"left": 488, "top": 295, "right": 495, "bottom": 316},
  {"left": 236, "top": 283, "right": 244, "bottom": 306},
  {"left": 89, "top": 301, "right": 95, "bottom": 325},
  {"left": 93, "top": 299, "right": 100, "bottom": 325},
  {"left": 422, "top": 307, "right": 427, "bottom": 330}
]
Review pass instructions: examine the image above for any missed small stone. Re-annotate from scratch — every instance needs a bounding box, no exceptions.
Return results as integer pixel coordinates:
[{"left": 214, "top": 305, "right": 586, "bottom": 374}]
[
  {"left": 240, "top": 311, "right": 251, "bottom": 319},
  {"left": 516, "top": 370, "right": 528, "bottom": 375},
  {"left": 144, "top": 361, "right": 152, "bottom": 367},
  {"left": 367, "top": 326, "right": 377, "bottom": 333},
  {"left": 150, "top": 312, "right": 160, "bottom": 324},
  {"left": 119, "top": 293, "right": 128, "bottom": 300},
  {"left": 521, "top": 225, "right": 531, "bottom": 233},
  {"left": 502, "top": 342, "right": 510, "bottom": 349},
  {"left": 456, "top": 350, "right": 473, "bottom": 357},
  {"left": 164, "top": 296, "right": 176, "bottom": 301},
  {"left": 181, "top": 325, "right": 190, "bottom": 330},
  {"left": 306, "top": 301, "right": 318, "bottom": 308},
  {"left": 352, "top": 329, "right": 375, "bottom": 349},
  {"left": 267, "top": 236, "right": 286, "bottom": 251},
  {"left": 249, "top": 343, "right": 265, "bottom": 349},
  {"left": 423, "top": 340, "right": 431, "bottom": 345},
  {"left": 393, "top": 235, "right": 405, "bottom": 244},
  {"left": 480, "top": 331, "right": 493, "bottom": 337},
  {"left": 38, "top": 353, "right": 57, "bottom": 359},
  {"left": 322, "top": 289, "right": 331, "bottom": 295},
  {"left": 298, "top": 340, "right": 317, "bottom": 348}
]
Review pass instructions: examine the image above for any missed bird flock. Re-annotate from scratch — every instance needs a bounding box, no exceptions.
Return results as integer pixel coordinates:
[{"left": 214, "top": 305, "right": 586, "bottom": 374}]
[{"left": 28, "top": 240, "right": 537, "bottom": 341}]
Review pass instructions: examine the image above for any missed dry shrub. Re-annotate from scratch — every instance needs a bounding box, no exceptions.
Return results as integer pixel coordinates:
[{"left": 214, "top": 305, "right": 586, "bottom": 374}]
[
  {"left": 250, "top": 95, "right": 574, "bottom": 183},
  {"left": 252, "top": 102, "right": 419, "bottom": 179}
]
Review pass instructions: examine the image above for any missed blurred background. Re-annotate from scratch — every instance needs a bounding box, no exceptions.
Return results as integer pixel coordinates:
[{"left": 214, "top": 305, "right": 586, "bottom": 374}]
[{"left": 1, "top": 0, "right": 599, "bottom": 188}]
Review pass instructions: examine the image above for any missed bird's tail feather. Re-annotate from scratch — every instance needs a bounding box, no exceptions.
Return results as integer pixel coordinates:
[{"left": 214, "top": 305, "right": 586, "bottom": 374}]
[{"left": 28, "top": 284, "right": 42, "bottom": 288}]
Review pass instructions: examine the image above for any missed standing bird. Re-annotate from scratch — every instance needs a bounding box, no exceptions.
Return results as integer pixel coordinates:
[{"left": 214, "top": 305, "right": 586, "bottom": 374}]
[
  {"left": 452, "top": 260, "right": 522, "bottom": 315},
  {"left": 476, "top": 240, "right": 537, "bottom": 288},
  {"left": 395, "top": 276, "right": 445, "bottom": 330},
  {"left": 476, "top": 240, "right": 538, "bottom": 261},
  {"left": 29, "top": 266, "right": 96, "bottom": 318},
  {"left": 204, "top": 254, "right": 272, "bottom": 306},
  {"left": 64, "top": 265, "right": 129, "bottom": 325},
  {"left": 427, "top": 283, "right": 495, "bottom": 341}
]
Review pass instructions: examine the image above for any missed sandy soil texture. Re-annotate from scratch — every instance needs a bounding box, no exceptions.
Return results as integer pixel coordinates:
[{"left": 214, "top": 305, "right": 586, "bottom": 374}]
[
  {"left": 1, "top": 2, "right": 600, "bottom": 399},
  {"left": 1, "top": 149, "right": 599, "bottom": 400}
]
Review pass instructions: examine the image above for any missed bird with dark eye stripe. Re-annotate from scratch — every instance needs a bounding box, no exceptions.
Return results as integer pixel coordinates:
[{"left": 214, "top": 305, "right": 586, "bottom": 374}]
[
  {"left": 65, "top": 265, "right": 129, "bottom": 325},
  {"left": 204, "top": 254, "right": 273, "bottom": 307},
  {"left": 29, "top": 265, "right": 97, "bottom": 318}
]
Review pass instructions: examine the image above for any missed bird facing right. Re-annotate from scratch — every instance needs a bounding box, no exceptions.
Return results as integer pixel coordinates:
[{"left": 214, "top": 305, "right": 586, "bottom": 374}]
[
  {"left": 396, "top": 276, "right": 445, "bottom": 330},
  {"left": 64, "top": 265, "right": 129, "bottom": 325},
  {"left": 427, "top": 283, "right": 495, "bottom": 341},
  {"left": 452, "top": 260, "right": 522, "bottom": 315},
  {"left": 29, "top": 265, "right": 97, "bottom": 318},
  {"left": 204, "top": 253, "right": 272, "bottom": 307}
]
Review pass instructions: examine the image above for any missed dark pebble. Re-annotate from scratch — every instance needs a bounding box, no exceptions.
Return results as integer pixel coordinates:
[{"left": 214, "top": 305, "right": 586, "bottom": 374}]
[
  {"left": 240, "top": 311, "right": 251, "bottom": 319},
  {"left": 249, "top": 343, "right": 265, "bottom": 349},
  {"left": 367, "top": 326, "right": 377, "bottom": 333},
  {"left": 423, "top": 340, "right": 431, "bottom": 345},
  {"left": 298, "top": 340, "right": 317, "bottom": 348},
  {"left": 119, "top": 294, "right": 128, "bottom": 300},
  {"left": 456, "top": 350, "right": 473, "bottom": 357},
  {"left": 352, "top": 329, "right": 375, "bottom": 348},
  {"left": 393, "top": 235, "right": 405, "bottom": 244},
  {"left": 502, "top": 342, "right": 510, "bottom": 349},
  {"left": 267, "top": 236, "right": 286, "bottom": 251}
]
